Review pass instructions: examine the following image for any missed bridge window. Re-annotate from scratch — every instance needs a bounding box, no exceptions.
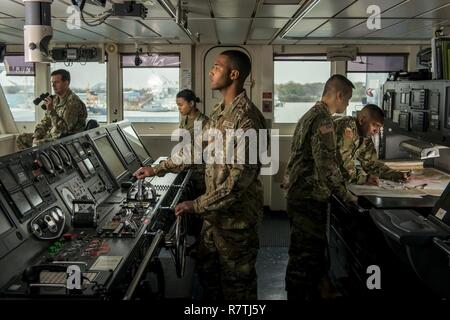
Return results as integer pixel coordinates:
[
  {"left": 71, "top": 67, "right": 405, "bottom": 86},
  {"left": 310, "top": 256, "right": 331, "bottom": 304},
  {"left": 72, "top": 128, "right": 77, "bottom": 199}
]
[
  {"left": 346, "top": 54, "right": 407, "bottom": 115},
  {"left": 121, "top": 53, "right": 180, "bottom": 123},
  {"left": 274, "top": 55, "right": 330, "bottom": 123},
  {"left": 0, "top": 55, "right": 35, "bottom": 122},
  {"left": 51, "top": 62, "right": 107, "bottom": 123}
]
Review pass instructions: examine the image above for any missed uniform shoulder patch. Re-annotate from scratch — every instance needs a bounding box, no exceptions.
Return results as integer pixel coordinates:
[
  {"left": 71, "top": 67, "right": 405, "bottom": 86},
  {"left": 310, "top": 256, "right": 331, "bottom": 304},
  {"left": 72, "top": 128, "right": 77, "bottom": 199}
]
[
  {"left": 344, "top": 127, "right": 354, "bottom": 139},
  {"left": 222, "top": 120, "right": 234, "bottom": 129},
  {"left": 319, "top": 122, "right": 333, "bottom": 135}
]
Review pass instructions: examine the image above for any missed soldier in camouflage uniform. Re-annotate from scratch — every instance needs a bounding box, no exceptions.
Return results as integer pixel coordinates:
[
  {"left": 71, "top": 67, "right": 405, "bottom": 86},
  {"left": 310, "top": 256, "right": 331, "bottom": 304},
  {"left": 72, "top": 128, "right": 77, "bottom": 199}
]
[
  {"left": 334, "top": 104, "right": 409, "bottom": 185},
  {"left": 175, "top": 50, "right": 266, "bottom": 300},
  {"left": 16, "top": 69, "right": 87, "bottom": 150},
  {"left": 284, "top": 74, "right": 357, "bottom": 301},
  {"left": 134, "top": 89, "right": 208, "bottom": 198},
  {"left": 134, "top": 89, "right": 208, "bottom": 240}
]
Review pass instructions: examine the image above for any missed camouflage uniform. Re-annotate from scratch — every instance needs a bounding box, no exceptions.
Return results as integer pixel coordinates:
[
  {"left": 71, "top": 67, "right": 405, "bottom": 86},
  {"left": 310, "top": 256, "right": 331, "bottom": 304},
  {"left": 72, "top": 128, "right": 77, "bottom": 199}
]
[
  {"left": 193, "top": 90, "right": 266, "bottom": 300},
  {"left": 16, "top": 89, "right": 87, "bottom": 150},
  {"left": 153, "top": 111, "right": 209, "bottom": 198},
  {"left": 284, "top": 101, "right": 353, "bottom": 301},
  {"left": 334, "top": 116, "right": 404, "bottom": 184}
]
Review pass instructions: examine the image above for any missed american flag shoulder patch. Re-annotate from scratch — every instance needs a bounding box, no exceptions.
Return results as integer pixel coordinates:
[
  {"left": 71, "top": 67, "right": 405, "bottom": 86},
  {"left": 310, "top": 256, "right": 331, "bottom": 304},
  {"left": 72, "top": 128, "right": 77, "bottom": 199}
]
[{"left": 319, "top": 123, "right": 333, "bottom": 134}]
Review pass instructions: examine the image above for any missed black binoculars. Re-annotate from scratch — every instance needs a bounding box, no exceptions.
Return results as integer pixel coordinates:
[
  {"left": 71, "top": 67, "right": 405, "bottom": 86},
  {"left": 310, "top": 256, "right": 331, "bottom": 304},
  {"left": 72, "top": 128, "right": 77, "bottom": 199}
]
[{"left": 33, "top": 92, "right": 53, "bottom": 110}]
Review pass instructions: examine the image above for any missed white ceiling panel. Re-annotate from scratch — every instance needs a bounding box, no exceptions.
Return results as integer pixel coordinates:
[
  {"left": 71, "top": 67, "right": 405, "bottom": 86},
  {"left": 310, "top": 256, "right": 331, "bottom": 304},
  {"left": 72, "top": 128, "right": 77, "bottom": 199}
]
[
  {"left": 107, "top": 19, "right": 160, "bottom": 38},
  {"left": 212, "top": 0, "right": 257, "bottom": 18},
  {"left": 250, "top": 27, "right": 278, "bottom": 40},
  {"left": 51, "top": 30, "right": 89, "bottom": 42},
  {"left": 306, "top": 0, "right": 356, "bottom": 18},
  {"left": 336, "top": 0, "right": 406, "bottom": 18},
  {"left": 188, "top": 19, "right": 218, "bottom": 43},
  {"left": 0, "top": 32, "right": 22, "bottom": 44},
  {"left": 271, "top": 37, "right": 297, "bottom": 44},
  {"left": 137, "top": 19, "right": 191, "bottom": 40},
  {"left": 183, "top": 0, "right": 212, "bottom": 18},
  {"left": 246, "top": 39, "right": 271, "bottom": 44},
  {"left": 336, "top": 18, "right": 404, "bottom": 38},
  {"left": 0, "top": 0, "right": 25, "bottom": 17},
  {"left": 282, "top": 18, "right": 327, "bottom": 37},
  {"left": 383, "top": 0, "right": 450, "bottom": 18},
  {"left": 307, "top": 18, "right": 365, "bottom": 37},
  {"left": 415, "top": 3, "right": 450, "bottom": 19},
  {"left": 367, "top": 18, "right": 448, "bottom": 38},
  {"left": 52, "top": 20, "right": 115, "bottom": 42},
  {"left": 253, "top": 18, "right": 289, "bottom": 28},
  {"left": 263, "top": 0, "right": 301, "bottom": 4},
  {"left": 216, "top": 19, "right": 252, "bottom": 44},
  {"left": 256, "top": 4, "right": 301, "bottom": 17},
  {"left": 0, "top": 18, "right": 24, "bottom": 30},
  {"left": 0, "top": 23, "right": 22, "bottom": 36}
]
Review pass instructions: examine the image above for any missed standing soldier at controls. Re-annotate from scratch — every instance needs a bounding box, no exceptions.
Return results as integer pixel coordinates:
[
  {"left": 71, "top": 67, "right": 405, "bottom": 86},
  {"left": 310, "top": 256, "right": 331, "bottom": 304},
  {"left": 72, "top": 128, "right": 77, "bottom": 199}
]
[
  {"left": 175, "top": 50, "right": 266, "bottom": 300},
  {"left": 284, "top": 74, "right": 357, "bottom": 301}
]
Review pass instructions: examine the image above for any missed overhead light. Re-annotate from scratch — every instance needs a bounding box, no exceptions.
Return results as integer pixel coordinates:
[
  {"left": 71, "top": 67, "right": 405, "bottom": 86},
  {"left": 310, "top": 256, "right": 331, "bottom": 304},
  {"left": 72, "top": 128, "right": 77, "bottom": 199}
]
[{"left": 279, "top": 0, "right": 320, "bottom": 38}]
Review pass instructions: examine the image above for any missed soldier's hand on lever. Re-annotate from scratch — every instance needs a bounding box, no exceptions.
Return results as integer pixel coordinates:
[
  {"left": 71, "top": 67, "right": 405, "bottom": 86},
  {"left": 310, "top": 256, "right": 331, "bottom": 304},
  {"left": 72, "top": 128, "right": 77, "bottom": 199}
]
[
  {"left": 365, "top": 175, "right": 380, "bottom": 186},
  {"left": 400, "top": 171, "right": 412, "bottom": 182},
  {"left": 133, "top": 166, "right": 156, "bottom": 180},
  {"left": 44, "top": 96, "right": 53, "bottom": 111},
  {"left": 175, "top": 201, "right": 194, "bottom": 216}
]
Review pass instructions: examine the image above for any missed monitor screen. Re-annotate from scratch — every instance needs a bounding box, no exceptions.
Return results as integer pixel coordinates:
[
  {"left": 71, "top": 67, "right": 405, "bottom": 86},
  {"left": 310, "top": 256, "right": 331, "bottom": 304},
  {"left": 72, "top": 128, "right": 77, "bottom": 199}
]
[
  {"left": 94, "top": 136, "right": 127, "bottom": 179},
  {"left": 121, "top": 125, "right": 152, "bottom": 163},
  {"left": 0, "top": 168, "right": 18, "bottom": 191},
  {"left": 0, "top": 206, "right": 12, "bottom": 237},
  {"left": 11, "top": 191, "right": 32, "bottom": 216},
  {"left": 110, "top": 130, "right": 133, "bottom": 163},
  {"left": 73, "top": 141, "right": 86, "bottom": 157},
  {"left": 23, "top": 185, "right": 43, "bottom": 208}
]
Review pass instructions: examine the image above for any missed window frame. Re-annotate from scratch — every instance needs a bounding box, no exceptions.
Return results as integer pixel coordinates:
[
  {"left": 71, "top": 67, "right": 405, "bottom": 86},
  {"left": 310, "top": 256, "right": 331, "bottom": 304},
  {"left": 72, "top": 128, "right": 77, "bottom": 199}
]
[
  {"left": 0, "top": 53, "right": 36, "bottom": 123},
  {"left": 50, "top": 61, "right": 108, "bottom": 124},
  {"left": 120, "top": 52, "right": 182, "bottom": 126},
  {"left": 346, "top": 53, "right": 408, "bottom": 74},
  {"left": 345, "top": 53, "right": 409, "bottom": 115},
  {"left": 273, "top": 53, "right": 331, "bottom": 125}
]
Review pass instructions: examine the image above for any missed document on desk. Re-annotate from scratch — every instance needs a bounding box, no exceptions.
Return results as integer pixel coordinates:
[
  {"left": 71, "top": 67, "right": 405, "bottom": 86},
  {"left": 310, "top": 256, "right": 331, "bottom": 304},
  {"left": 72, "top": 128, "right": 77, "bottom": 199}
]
[
  {"left": 405, "top": 168, "right": 450, "bottom": 196},
  {"left": 349, "top": 167, "right": 450, "bottom": 198},
  {"left": 348, "top": 185, "right": 424, "bottom": 198}
]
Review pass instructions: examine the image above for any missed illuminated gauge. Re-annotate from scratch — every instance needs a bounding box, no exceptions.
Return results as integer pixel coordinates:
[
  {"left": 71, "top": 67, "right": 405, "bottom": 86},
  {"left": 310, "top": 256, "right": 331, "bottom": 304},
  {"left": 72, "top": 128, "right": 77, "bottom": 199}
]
[
  {"left": 58, "top": 145, "right": 72, "bottom": 167},
  {"left": 51, "top": 210, "right": 59, "bottom": 222},
  {"left": 49, "top": 148, "right": 63, "bottom": 171},
  {"left": 55, "top": 207, "right": 64, "bottom": 218},
  {"left": 39, "top": 151, "right": 54, "bottom": 174}
]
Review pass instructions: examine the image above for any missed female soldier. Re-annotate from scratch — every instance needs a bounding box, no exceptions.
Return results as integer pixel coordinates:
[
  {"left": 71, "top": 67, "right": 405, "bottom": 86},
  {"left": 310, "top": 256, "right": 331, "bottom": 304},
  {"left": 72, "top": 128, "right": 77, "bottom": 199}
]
[{"left": 133, "top": 88, "right": 208, "bottom": 197}]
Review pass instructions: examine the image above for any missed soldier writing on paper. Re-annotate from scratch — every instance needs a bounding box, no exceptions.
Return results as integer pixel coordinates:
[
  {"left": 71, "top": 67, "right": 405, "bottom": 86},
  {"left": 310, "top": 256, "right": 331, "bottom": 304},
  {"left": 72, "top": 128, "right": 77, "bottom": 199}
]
[{"left": 334, "top": 104, "right": 410, "bottom": 186}]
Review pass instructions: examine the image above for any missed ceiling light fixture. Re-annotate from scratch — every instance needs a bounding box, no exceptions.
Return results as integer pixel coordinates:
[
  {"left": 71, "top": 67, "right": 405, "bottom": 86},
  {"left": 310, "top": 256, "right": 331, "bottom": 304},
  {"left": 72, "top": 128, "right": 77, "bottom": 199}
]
[{"left": 279, "top": 0, "right": 320, "bottom": 38}]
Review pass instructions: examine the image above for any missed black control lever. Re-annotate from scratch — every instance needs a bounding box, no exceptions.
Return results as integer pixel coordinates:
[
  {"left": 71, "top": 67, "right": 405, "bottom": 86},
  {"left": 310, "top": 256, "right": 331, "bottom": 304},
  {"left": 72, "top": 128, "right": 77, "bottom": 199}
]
[{"left": 121, "top": 176, "right": 137, "bottom": 189}]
